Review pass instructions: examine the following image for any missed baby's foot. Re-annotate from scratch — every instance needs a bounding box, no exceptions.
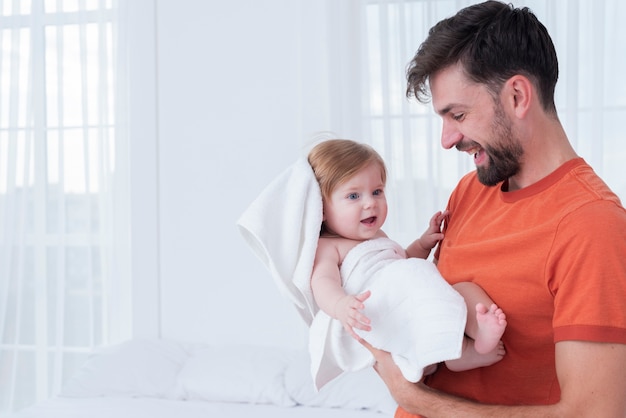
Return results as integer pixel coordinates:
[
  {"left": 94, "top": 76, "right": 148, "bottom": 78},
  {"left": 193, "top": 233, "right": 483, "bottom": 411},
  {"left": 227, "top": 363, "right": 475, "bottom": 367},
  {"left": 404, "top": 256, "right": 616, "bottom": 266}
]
[{"left": 473, "top": 303, "right": 507, "bottom": 354}]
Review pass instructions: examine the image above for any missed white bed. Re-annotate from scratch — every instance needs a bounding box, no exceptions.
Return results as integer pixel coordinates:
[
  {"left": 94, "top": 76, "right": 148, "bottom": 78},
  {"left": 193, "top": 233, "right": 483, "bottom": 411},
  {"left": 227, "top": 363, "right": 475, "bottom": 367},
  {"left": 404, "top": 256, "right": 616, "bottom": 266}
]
[{"left": 13, "top": 338, "right": 396, "bottom": 417}]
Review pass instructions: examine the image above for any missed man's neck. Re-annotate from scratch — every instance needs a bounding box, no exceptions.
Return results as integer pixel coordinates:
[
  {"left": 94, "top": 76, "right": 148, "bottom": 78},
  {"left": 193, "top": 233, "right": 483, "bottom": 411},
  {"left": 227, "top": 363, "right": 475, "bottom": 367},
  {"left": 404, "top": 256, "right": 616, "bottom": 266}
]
[{"left": 507, "top": 122, "right": 577, "bottom": 191}]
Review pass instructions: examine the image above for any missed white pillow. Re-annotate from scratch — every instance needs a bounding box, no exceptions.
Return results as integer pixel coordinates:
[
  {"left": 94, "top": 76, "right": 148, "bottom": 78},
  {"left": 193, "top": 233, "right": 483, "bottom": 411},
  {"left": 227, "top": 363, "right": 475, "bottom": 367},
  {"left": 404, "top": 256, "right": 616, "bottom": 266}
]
[
  {"left": 60, "top": 338, "right": 190, "bottom": 398},
  {"left": 175, "top": 344, "right": 296, "bottom": 406},
  {"left": 285, "top": 350, "right": 397, "bottom": 414}
]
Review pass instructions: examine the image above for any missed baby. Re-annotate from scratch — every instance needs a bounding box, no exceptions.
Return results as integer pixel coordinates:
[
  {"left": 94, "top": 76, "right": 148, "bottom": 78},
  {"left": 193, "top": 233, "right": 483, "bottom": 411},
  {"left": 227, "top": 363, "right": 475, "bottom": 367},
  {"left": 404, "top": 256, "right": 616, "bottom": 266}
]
[{"left": 308, "top": 139, "right": 507, "bottom": 375}]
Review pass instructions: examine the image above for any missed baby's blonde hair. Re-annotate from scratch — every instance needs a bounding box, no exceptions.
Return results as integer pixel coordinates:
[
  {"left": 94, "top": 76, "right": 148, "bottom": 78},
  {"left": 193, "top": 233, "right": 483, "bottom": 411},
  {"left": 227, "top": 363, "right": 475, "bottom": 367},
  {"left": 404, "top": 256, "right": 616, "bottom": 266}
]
[{"left": 307, "top": 139, "right": 387, "bottom": 201}]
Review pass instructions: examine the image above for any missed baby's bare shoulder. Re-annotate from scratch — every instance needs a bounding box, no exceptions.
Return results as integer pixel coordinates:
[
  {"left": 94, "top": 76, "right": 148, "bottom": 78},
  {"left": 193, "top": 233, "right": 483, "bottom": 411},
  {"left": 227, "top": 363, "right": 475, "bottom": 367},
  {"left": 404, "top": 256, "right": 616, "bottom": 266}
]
[{"left": 318, "top": 236, "right": 360, "bottom": 262}]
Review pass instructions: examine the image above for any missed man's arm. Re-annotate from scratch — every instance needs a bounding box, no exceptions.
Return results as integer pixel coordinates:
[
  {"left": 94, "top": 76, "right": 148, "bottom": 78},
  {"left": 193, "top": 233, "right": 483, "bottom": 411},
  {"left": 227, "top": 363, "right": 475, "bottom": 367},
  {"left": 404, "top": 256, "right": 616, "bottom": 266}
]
[{"left": 362, "top": 339, "right": 626, "bottom": 417}]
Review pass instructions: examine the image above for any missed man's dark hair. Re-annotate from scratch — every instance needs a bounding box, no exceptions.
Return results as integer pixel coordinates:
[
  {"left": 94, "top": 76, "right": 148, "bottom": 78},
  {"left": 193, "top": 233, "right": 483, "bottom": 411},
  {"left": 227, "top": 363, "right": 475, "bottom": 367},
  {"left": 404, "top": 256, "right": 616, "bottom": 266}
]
[{"left": 406, "top": 0, "right": 558, "bottom": 114}]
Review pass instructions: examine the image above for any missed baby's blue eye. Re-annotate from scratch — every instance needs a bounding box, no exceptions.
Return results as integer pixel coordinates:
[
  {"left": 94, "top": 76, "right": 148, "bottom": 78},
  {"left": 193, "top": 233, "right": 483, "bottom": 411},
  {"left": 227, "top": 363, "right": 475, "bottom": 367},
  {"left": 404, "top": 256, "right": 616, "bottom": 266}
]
[
  {"left": 373, "top": 189, "right": 383, "bottom": 196},
  {"left": 348, "top": 193, "right": 359, "bottom": 200}
]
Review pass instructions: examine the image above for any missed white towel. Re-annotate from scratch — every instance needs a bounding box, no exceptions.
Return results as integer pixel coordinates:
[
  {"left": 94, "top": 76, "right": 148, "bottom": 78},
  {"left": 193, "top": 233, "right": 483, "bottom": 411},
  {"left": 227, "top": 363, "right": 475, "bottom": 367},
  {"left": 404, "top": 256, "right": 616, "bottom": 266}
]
[
  {"left": 309, "top": 237, "right": 467, "bottom": 389},
  {"left": 237, "top": 159, "right": 467, "bottom": 390},
  {"left": 236, "top": 157, "right": 322, "bottom": 325}
]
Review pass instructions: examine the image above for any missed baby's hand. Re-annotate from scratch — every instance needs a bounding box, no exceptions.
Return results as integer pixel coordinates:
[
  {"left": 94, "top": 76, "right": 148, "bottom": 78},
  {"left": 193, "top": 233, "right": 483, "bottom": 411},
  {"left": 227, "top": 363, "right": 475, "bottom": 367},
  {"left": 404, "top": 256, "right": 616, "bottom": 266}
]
[
  {"left": 334, "top": 290, "right": 372, "bottom": 339},
  {"left": 420, "top": 210, "right": 449, "bottom": 250}
]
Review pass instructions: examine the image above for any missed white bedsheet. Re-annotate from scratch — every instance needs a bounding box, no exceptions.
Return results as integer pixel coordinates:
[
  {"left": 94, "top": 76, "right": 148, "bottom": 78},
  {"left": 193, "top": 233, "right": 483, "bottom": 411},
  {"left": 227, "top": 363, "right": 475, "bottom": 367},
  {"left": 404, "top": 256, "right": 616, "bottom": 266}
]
[
  {"left": 14, "top": 397, "right": 387, "bottom": 418},
  {"left": 12, "top": 338, "right": 396, "bottom": 417}
]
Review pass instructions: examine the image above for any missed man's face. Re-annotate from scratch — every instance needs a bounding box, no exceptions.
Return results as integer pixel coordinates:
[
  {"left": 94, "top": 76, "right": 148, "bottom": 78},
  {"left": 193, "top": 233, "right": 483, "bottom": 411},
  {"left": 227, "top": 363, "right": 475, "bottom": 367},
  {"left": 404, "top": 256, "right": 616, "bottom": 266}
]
[{"left": 430, "top": 64, "right": 523, "bottom": 186}]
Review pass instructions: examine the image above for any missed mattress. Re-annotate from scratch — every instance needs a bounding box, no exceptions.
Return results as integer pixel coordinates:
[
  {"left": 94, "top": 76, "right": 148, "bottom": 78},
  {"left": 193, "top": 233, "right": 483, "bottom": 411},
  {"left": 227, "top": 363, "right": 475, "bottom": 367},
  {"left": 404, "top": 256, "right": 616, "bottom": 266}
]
[{"left": 13, "top": 338, "right": 396, "bottom": 417}]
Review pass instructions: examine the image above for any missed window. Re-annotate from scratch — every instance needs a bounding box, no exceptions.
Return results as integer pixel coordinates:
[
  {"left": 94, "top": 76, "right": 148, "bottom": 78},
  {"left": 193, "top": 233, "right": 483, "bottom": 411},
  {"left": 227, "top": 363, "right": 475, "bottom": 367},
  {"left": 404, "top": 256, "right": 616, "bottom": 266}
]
[{"left": 0, "top": 0, "right": 129, "bottom": 413}]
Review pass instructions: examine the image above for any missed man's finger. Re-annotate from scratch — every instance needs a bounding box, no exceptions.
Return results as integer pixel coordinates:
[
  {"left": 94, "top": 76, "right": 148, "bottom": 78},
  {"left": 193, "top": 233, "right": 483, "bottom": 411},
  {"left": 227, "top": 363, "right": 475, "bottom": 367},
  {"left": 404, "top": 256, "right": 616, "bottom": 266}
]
[{"left": 358, "top": 337, "right": 380, "bottom": 355}]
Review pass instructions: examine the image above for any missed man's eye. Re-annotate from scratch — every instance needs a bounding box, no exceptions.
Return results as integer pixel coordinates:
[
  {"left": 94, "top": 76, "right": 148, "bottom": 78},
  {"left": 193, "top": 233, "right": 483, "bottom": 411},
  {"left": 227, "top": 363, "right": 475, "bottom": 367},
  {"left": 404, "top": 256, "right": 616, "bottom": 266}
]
[{"left": 453, "top": 113, "right": 464, "bottom": 121}]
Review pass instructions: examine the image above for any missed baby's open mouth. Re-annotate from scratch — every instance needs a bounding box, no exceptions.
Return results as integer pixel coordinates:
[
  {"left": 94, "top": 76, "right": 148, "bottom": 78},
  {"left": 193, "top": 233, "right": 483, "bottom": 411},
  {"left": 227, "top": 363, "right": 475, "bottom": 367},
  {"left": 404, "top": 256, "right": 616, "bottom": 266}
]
[{"left": 361, "top": 216, "right": 376, "bottom": 225}]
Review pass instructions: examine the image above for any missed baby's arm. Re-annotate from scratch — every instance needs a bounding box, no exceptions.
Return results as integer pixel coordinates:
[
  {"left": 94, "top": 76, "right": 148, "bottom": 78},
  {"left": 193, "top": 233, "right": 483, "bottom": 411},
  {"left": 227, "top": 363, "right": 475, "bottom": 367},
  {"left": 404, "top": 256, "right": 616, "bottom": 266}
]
[
  {"left": 406, "top": 210, "right": 448, "bottom": 259},
  {"left": 311, "top": 240, "right": 371, "bottom": 338}
]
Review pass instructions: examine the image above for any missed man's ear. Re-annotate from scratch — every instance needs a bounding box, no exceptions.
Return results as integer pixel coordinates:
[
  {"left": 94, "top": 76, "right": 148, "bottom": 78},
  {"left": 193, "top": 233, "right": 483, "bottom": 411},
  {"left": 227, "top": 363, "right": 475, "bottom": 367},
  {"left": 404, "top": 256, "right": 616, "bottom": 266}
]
[{"left": 504, "top": 75, "right": 533, "bottom": 119}]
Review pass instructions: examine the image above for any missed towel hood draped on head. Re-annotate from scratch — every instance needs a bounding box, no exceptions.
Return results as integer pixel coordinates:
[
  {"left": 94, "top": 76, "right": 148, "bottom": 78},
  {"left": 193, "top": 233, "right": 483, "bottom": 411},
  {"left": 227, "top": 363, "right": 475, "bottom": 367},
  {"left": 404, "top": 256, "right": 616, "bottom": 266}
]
[{"left": 236, "top": 157, "right": 322, "bottom": 326}]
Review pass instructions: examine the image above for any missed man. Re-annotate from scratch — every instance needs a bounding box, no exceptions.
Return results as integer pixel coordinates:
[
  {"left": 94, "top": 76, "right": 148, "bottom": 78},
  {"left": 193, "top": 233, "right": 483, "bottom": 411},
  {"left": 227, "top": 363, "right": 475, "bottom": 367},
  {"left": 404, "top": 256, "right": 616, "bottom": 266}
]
[{"left": 361, "top": 1, "right": 626, "bottom": 416}]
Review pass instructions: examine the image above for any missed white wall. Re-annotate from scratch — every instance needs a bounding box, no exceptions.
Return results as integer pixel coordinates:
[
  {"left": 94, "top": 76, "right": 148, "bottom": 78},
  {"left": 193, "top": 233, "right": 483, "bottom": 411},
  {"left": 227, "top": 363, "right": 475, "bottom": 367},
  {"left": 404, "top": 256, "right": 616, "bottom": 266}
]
[
  {"left": 122, "top": 0, "right": 626, "bottom": 350},
  {"left": 129, "top": 0, "right": 345, "bottom": 349}
]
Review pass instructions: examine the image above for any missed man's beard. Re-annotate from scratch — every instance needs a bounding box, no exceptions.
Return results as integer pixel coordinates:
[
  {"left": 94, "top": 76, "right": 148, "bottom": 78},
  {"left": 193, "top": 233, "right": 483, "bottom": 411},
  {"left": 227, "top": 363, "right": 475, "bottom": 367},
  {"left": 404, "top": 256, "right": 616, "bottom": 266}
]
[{"left": 476, "top": 104, "right": 523, "bottom": 187}]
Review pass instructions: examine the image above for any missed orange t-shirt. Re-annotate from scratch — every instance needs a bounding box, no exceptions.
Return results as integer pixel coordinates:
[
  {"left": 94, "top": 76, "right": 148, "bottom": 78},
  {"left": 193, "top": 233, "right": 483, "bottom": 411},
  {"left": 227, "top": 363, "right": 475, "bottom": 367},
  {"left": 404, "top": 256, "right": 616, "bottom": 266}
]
[{"left": 397, "top": 158, "right": 626, "bottom": 417}]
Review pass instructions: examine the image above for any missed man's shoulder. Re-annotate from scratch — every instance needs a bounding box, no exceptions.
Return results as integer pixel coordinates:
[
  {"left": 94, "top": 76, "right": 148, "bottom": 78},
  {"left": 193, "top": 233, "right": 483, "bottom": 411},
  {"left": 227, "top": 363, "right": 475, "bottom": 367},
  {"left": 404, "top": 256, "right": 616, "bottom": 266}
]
[{"left": 569, "top": 162, "right": 623, "bottom": 205}]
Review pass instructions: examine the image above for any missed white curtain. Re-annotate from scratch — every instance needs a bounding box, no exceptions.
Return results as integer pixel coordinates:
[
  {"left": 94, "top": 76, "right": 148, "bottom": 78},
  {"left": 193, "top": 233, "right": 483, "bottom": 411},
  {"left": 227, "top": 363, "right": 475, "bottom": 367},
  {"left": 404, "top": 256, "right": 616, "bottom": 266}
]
[
  {"left": 356, "top": 0, "right": 626, "bottom": 247},
  {"left": 0, "top": 0, "right": 130, "bottom": 413},
  {"left": 1, "top": 0, "right": 624, "bottom": 414}
]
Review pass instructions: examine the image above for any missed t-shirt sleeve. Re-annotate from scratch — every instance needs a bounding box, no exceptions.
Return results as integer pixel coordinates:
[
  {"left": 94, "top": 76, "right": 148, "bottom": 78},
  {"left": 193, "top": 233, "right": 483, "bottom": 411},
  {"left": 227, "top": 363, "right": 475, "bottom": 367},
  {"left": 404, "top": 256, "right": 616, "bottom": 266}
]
[{"left": 549, "top": 199, "right": 626, "bottom": 344}]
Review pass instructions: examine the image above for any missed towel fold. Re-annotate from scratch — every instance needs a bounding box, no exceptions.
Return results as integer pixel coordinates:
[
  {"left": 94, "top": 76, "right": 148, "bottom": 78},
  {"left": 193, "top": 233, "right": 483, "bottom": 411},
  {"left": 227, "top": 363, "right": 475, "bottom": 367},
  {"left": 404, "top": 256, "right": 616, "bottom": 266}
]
[
  {"left": 236, "top": 157, "right": 322, "bottom": 325},
  {"left": 309, "top": 237, "right": 467, "bottom": 389}
]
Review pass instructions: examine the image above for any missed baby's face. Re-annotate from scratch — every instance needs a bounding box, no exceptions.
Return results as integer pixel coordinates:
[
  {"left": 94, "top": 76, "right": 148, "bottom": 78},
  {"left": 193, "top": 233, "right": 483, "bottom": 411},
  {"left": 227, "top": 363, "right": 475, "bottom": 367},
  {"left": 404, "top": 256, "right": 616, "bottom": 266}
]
[{"left": 322, "top": 163, "right": 387, "bottom": 241}]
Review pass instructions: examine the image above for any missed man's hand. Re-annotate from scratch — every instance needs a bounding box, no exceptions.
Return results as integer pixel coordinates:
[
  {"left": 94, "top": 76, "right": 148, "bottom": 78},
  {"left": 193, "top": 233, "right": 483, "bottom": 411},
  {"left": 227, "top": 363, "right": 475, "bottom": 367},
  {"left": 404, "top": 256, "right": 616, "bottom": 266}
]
[
  {"left": 359, "top": 337, "right": 423, "bottom": 406},
  {"left": 359, "top": 337, "right": 626, "bottom": 417}
]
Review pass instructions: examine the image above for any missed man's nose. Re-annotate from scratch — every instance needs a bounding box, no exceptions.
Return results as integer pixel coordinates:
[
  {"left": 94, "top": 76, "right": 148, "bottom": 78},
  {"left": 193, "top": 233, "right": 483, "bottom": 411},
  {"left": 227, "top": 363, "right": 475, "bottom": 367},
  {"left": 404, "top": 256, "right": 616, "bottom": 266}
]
[{"left": 441, "top": 120, "right": 463, "bottom": 149}]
